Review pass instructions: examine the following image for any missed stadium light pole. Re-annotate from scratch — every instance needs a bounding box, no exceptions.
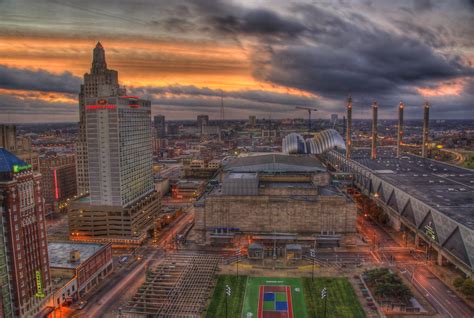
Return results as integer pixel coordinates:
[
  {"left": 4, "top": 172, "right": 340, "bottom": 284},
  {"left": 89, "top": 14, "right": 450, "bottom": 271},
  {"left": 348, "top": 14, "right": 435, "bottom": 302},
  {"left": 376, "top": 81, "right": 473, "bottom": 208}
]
[
  {"left": 225, "top": 284, "right": 231, "bottom": 318},
  {"left": 321, "top": 287, "right": 328, "bottom": 318},
  {"left": 311, "top": 236, "right": 316, "bottom": 282},
  {"left": 236, "top": 246, "right": 241, "bottom": 277}
]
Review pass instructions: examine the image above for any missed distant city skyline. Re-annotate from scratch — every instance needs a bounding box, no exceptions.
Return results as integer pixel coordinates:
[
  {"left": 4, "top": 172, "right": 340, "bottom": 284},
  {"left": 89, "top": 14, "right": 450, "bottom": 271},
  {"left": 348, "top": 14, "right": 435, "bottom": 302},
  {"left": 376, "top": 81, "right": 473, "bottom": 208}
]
[{"left": 0, "top": 0, "right": 473, "bottom": 122}]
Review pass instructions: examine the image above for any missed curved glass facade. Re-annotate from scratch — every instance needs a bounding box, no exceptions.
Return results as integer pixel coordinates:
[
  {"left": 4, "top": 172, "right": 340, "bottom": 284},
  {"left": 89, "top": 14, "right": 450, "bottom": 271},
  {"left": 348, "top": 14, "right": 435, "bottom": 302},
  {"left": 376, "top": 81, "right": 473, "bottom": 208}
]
[
  {"left": 282, "top": 133, "right": 307, "bottom": 154},
  {"left": 307, "top": 129, "right": 346, "bottom": 154},
  {"left": 282, "top": 129, "right": 345, "bottom": 154}
]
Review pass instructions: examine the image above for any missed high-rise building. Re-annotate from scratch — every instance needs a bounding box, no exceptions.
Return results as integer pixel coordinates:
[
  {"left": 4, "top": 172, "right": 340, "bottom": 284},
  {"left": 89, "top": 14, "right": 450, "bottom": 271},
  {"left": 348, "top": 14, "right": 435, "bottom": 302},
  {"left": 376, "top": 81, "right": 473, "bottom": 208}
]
[
  {"left": 69, "top": 43, "right": 160, "bottom": 246},
  {"left": 197, "top": 115, "right": 209, "bottom": 133},
  {"left": 85, "top": 95, "right": 154, "bottom": 206},
  {"left": 0, "top": 125, "right": 17, "bottom": 151},
  {"left": 154, "top": 115, "right": 166, "bottom": 138},
  {"left": 0, "top": 148, "right": 51, "bottom": 318},
  {"left": 248, "top": 116, "right": 256, "bottom": 128},
  {"left": 331, "top": 114, "right": 338, "bottom": 124},
  {"left": 76, "top": 42, "right": 124, "bottom": 196},
  {"left": 167, "top": 124, "right": 179, "bottom": 136},
  {"left": 39, "top": 153, "right": 77, "bottom": 215}
]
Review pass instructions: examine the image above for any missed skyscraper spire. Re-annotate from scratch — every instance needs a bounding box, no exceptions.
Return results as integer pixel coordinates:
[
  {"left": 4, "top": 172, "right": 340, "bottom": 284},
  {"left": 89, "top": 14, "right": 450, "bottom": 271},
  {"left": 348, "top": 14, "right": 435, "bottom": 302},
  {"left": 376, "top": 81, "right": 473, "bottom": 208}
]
[{"left": 91, "top": 41, "right": 107, "bottom": 73}]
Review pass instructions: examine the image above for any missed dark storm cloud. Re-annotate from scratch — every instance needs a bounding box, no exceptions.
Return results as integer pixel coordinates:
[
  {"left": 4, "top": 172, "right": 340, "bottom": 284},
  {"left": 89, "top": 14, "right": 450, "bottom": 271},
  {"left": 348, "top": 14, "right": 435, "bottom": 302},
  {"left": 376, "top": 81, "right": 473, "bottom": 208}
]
[
  {"left": 210, "top": 8, "right": 306, "bottom": 38},
  {"left": 258, "top": 35, "right": 468, "bottom": 98},
  {"left": 131, "top": 85, "right": 315, "bottom": 107},
  {"left": 0, "top": 65, "right": 314, "bottom": 119},
  {"left": 239, "top": 4, "right": 474, "bottom": 109},
  {"left": 0, "top": 65, "right": 81, "bottom": 94},
  {"left": 0, "top": 94, "right": 76, "bottom": 116}
]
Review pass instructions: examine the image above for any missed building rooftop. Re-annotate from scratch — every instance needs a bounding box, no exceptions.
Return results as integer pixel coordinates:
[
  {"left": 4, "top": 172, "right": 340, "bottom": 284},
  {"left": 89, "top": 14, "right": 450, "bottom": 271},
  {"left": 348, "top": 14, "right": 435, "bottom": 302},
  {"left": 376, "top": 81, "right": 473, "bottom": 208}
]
[
  {"left": 348, "top": 148, "right": 474, "bottom": 229},
  {"left": 0, "top": 148, "right": 29, "bottom": 173},
  {"left": 48, "top": 242, "right": 104, "bottom": 269},
  {"left": 259, "top": 182, "right": 315, "bottom": 189},
  {"left": 224, "top": 153, "right": 326, "bottom": 173}
]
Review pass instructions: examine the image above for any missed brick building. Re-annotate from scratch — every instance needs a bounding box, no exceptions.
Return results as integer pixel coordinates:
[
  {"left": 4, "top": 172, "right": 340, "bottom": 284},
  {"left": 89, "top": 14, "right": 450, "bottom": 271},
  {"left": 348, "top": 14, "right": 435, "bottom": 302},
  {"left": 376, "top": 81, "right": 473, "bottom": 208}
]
[
  {"left": 47, "top": 241, "right": 112, "bottom": 308},
  {"left": 39, "top": 153, "right": 77, "bottom": 215},
  {"left": 0, "top": 148, "right": 51, "bottom": 317}
]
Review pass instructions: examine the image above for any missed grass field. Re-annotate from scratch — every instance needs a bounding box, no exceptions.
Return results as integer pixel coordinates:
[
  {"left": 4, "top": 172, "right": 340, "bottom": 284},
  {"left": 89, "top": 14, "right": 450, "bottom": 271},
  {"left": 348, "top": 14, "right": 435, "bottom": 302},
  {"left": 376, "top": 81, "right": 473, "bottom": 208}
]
[
  {"left": 303, "top": 277, "right": 366, "bottom": 318},
  {"left": 207, "top": 276, "right": 365, "bottom": 318},
  {"left": 241, "top": 277, "right": 308, "bottom": 318},
  {"left": 206, "top": 275, "right": 248, "bottom": 318}
]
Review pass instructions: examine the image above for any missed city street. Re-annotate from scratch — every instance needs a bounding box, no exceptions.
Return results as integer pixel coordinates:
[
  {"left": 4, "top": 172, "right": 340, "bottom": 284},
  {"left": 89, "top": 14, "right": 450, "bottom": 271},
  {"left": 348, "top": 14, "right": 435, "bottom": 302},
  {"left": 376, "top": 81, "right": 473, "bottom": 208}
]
[
  {"left": 69, "top": 211, "right": 194, "bottom": 317},
  {"left": 358, "top": 216, "right": 474, "bottom": 317}
]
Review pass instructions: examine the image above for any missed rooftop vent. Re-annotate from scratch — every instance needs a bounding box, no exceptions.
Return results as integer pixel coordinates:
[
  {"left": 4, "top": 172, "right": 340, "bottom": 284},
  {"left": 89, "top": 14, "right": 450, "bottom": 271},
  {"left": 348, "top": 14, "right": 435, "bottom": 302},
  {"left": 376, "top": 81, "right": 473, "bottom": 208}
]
[{"left": 69, "top": 250, "right": 80, "bottom": 263}]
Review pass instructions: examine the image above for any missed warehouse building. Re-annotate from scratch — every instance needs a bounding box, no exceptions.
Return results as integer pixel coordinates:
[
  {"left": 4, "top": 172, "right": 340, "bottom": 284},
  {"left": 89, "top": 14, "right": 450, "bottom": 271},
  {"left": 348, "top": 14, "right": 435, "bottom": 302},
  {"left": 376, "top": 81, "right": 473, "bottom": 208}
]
[{"left": 324, "top": 147, "right": 474, "bottom": 276}]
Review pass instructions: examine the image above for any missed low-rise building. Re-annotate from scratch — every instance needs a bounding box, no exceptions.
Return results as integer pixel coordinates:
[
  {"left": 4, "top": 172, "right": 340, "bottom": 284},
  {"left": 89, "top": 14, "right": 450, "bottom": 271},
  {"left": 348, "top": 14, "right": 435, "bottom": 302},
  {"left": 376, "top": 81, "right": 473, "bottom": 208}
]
[
  {"left": 47, "top": 241, "right": 113, "bottom": 308},
  {"left": 172, "top": 180, "right": 205, "bottom": 200},
  {"left": 207, "top": 159, "right": 221, "bottom": 169}
]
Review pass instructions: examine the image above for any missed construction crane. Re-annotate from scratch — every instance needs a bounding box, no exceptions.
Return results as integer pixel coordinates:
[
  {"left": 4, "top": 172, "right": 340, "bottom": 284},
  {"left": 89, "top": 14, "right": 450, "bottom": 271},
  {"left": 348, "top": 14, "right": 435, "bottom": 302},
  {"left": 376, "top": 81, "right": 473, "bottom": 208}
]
[{"left": 296, "top": 106, "right": 318, "bottom": 132}]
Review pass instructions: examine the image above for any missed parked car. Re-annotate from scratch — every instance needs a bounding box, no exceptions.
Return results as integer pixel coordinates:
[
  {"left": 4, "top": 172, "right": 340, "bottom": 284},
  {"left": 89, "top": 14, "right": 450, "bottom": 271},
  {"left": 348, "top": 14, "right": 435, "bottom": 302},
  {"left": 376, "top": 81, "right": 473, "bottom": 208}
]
[{"left": 77, "top": 300, "right": 88, "bottom": 310}]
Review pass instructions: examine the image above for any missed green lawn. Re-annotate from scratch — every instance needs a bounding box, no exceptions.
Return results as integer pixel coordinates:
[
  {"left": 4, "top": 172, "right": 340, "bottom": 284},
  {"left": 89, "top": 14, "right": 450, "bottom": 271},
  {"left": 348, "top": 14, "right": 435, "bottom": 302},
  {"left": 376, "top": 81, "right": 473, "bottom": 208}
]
[
  {"left": 206, "top": 276, "right": 365, "bottom": 318},
  {"left": 303, "top": 277, "right": 366, "bottom": 318},
  {"left": 206, "top": 275, "right": 247, "bottom": 318},
  {"left": 241, "top": 276, "right": 308, "bottom": 318}
]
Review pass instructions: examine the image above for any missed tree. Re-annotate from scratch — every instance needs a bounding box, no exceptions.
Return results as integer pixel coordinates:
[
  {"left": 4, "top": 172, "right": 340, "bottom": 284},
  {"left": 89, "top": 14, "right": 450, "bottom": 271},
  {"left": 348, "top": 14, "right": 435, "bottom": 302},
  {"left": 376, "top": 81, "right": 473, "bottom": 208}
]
[
  {"left": 453, "top": 277, "right": 465, "bottom": 289},
  {"left": 460, "top": 279, "right": 474, "bottom": 296}
]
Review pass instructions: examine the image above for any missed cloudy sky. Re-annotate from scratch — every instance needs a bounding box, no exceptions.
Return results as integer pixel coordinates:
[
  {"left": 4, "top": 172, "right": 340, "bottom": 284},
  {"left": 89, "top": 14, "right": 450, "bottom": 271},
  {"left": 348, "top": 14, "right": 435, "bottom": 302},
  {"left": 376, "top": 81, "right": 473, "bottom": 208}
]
[{"left": 0, "top": 0, "right": 473, "bottom": 122}]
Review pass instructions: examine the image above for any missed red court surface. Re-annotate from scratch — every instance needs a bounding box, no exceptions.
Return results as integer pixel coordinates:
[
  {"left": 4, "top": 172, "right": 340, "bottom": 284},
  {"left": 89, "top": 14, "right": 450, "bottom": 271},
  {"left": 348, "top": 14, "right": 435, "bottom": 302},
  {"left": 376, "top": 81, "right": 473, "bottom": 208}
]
[{"left": 257, "top": 285, "right": 293, "bottom": 318}]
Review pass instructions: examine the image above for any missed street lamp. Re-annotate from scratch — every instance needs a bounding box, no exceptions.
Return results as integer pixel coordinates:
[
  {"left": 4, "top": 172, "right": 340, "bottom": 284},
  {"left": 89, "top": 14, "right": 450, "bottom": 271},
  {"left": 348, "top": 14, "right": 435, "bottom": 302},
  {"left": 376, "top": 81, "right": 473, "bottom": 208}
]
[
  {"left": 311, "top": 236, "right": 317, "bottom": 282},
  {"left": 236, "top": 247, "right": 241, "bottom": 277}
]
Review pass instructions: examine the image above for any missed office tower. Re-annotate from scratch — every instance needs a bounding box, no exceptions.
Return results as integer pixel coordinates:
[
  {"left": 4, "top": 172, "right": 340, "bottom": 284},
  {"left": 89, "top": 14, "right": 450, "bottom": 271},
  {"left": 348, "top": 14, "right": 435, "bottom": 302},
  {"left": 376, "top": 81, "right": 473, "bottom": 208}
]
[
  {"left": 248, "top": 115, "right": 256, "bottom": 128},
  {"left": 76, "top": 42, "right": 124, "bottom": 196},
  {"left": 0, "top": 125, "right": 17, "bottom": 151},
  {"left": 331, "top": 114, "right": 338, "bottom": 124},
  {"left": 197, "top": 114, "right": 209, "bottom": 133},
  {"left": 69, "top": 43, "right": 160, "bottom": 245},
  {"left": 0, "top": 149, "right": 51, "bottom": 317},
  {"left": 85, "top": 95, "right": 154, "bottom": 206},
  {"left": 154, "top": 115, "right": 166, "bottom": 138},
  {"left": 39, "top": 153, "right": 77, "bottom": 215},
  {"left": 167, "top": 124, "right": 179, "bottom": 136}
]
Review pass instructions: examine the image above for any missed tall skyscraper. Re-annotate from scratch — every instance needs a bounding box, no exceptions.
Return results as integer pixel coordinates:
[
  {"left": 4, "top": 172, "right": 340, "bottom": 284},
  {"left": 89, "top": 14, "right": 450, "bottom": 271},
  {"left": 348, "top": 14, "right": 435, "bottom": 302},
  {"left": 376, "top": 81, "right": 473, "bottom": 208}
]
[
  {"left": 197, "top": 114, "right": 209, "bottom": 133},
  {"left": 69, "top": 43, "right": 159, "bottom": 245},
  {"left": 85, "top": 95, "right": 153, "bottom": 206},
  {"left": 0, "top": 125, "right": 17, "bottom": 151},
  {"left": 0, "top": 148, "right": 51, "bottom": 318},
  {"left": 76, "top": 42, "right": 124, "bottom": 196},
  {"left": 248, "top": 115, "right": 256, "bottom": 128},
  {"left": 154, "top": 115, "right": 166, "bottom": 138}
]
